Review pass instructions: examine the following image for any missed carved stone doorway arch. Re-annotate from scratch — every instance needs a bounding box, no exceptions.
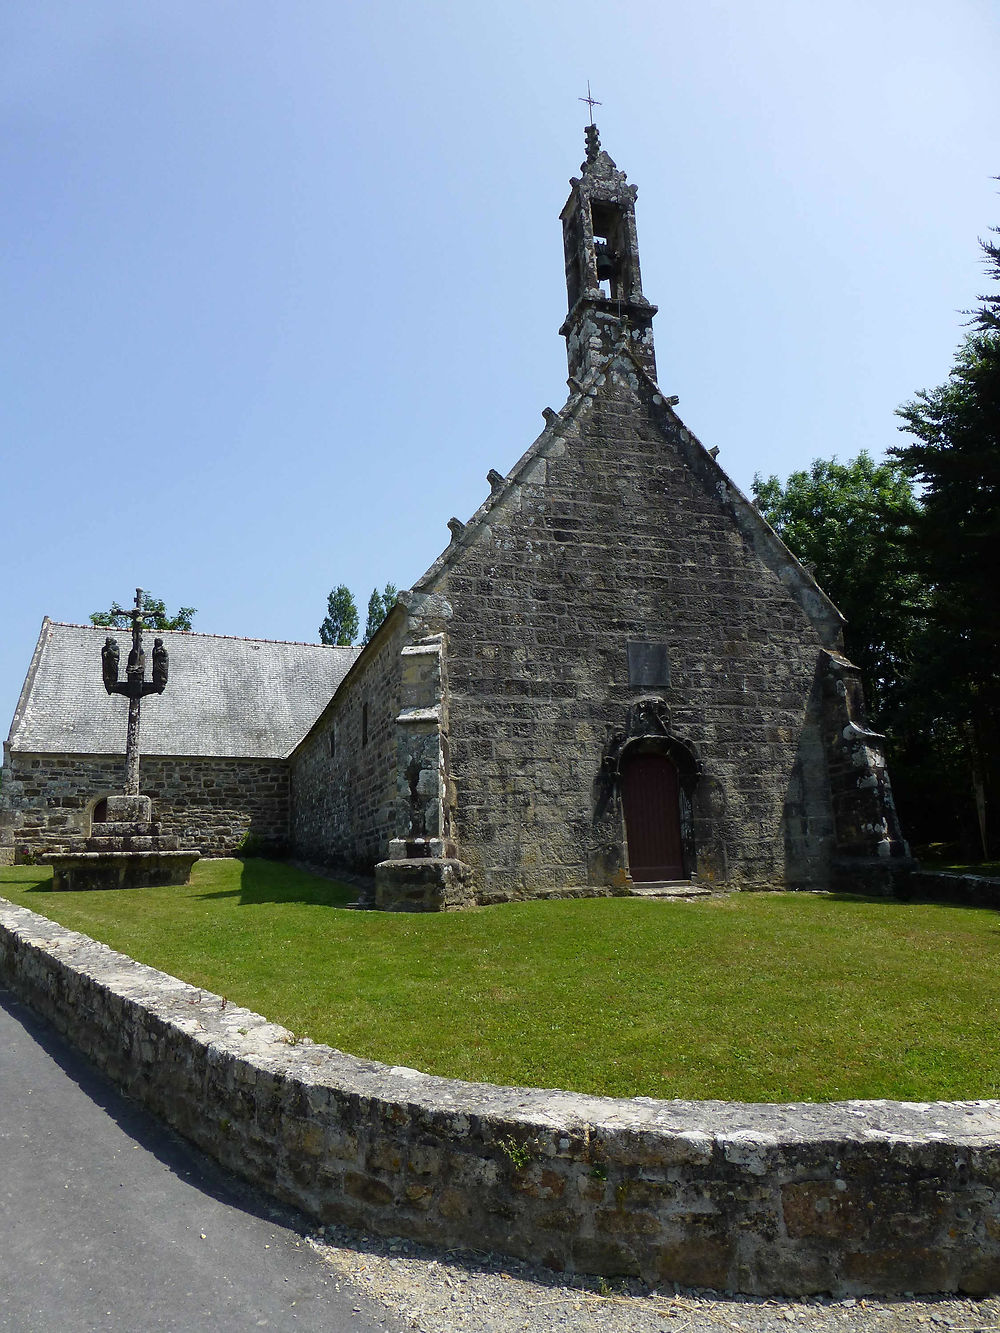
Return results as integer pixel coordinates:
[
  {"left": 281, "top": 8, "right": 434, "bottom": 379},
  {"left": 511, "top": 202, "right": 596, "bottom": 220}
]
[{"left": 592, "top": 698, "right": 702, "bottom": 885}]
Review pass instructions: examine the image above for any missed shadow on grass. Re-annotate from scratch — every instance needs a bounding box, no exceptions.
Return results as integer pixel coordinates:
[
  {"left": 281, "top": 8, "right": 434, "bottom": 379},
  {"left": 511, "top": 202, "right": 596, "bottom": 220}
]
[
  {"left": 826, "top": 890, "right": 1000, "bottom": 918},
  {"left": 1, "top": 869, "right": 55, "bottom": 893},
  {"left": 1, "top": 858, "right": 358, "bottom": 911},
  {"left": 194, "top": 857, "right": 358, "bottom": 910}
]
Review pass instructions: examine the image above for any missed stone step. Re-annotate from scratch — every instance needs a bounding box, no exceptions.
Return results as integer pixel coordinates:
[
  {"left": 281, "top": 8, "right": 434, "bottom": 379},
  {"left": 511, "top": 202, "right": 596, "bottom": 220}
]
[{"left": 629, "top": 881, "right": 712, "bottom": 899}]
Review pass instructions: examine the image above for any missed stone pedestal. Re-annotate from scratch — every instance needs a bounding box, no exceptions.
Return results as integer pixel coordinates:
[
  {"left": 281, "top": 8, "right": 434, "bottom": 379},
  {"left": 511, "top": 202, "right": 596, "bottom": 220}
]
[
  {"left": 46, "top": 794, "right": 200, "bottom": 892},
  {"left": 374, "top": 857, "right": 474, "bottom": 912},
  {"left": 48, "top": 850, "right": 201, "bottom": 892},
  {"left": 103, "top": 794, "right": 153, "bottom": 823}
]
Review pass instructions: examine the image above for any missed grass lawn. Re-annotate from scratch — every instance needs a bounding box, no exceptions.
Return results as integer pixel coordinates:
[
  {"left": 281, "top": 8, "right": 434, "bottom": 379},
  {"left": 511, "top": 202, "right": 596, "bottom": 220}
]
[
  {"left": 931, "top": 862, "right": 1000, "bottom": 878},
  {"left": 3, "top": 858, "right": 999, "bottom": 1104}
]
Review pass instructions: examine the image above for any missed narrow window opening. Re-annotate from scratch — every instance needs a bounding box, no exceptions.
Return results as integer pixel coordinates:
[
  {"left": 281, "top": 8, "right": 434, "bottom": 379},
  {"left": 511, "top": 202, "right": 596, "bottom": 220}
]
[
  {"left": 329, "top": 728, "right": 336, "bottom": 759},
  {"left": 362, "top": 702, "right": 369, "bottom": 746}
]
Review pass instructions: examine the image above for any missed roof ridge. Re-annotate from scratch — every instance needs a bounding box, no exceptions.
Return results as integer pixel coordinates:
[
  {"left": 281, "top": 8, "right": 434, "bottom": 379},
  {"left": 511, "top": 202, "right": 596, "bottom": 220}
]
[{"left": 47, "top": 622, "right": 361, "bottom": 651}]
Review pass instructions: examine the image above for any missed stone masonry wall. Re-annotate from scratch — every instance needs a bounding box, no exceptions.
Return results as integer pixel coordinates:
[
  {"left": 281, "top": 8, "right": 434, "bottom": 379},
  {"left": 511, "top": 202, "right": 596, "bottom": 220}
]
[
  {"left": 290, "top": 615, "right": 406, "bottom": 873},
  {"left": 2, "top": 897, "right": 998, "bottom": 1298},
  {"left": 426, "top": 363, "right": 841, "bottom": 899},
  {"left": 0, "top": 751, "right": 288, "bottom": 858}
]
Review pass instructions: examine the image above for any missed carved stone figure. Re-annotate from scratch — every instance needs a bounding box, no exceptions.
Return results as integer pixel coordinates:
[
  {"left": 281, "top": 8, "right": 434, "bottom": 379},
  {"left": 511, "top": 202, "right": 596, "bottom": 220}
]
[
  {"left": 101, "top": 637, "right": 120, "bottom": 694},
  {"left": 152, "top": 638, "right": 168, "bottom": 693}
]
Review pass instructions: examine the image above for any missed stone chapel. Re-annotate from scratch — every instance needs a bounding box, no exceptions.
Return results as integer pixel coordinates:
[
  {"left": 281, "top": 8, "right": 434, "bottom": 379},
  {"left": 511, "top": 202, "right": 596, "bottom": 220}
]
[{"left": 1, "top": 125, "right": 908, "bottom": 905}]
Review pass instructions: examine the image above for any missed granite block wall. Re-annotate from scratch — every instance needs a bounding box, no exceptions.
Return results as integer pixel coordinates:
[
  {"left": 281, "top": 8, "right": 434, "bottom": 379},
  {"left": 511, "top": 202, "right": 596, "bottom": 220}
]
[
  {"left": 289, "top": 616, "right": 405, "bottom": 872},
  {"left": 423, "top": 364, "right": 843, "bottom": 899},
  {"left": 0, "top": 751, "right": 289, "bottom": 858}
]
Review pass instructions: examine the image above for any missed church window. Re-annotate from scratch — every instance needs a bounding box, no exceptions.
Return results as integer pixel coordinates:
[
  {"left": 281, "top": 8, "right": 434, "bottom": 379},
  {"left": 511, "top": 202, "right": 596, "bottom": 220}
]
[
  {"left": 362, "top": 702, "right": 369, "bottom": 746},
  {"left": 329, "top": 727, "right": 336, "bottom": 759}
]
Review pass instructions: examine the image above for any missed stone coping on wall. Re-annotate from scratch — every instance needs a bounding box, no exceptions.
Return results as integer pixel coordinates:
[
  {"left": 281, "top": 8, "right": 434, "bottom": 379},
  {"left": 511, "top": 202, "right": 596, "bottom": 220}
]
[{"left": 1, "top": 896, "right": 998, "bottom": 1298}]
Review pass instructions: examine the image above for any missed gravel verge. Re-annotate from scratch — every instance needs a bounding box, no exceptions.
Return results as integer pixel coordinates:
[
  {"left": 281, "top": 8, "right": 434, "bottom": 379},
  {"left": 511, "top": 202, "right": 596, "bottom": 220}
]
[{"left": 310, "top": 1226, "right": 999, "bottom": 1333}]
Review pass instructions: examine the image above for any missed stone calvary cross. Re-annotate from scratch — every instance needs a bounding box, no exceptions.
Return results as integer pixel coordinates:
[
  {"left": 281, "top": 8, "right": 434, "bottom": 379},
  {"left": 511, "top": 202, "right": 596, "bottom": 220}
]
[{"left": 100, "top": 588, "right": 168, "bottom": 796}]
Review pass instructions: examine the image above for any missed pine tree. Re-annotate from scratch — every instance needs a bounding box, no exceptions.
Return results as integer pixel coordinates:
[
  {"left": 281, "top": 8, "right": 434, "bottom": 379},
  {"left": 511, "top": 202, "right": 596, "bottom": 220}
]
[
  {"left": 319, "top": 585, "right": 359, "bottom": 646},
  {"left": 891, "top": 223, "right": 1000, "bottom": 857},
  {"left": 363, "top": 583, "right": 399, "bottom": 644}
]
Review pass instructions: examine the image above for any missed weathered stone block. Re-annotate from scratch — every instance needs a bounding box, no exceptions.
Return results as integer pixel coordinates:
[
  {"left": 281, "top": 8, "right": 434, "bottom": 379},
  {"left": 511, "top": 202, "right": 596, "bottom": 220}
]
[
  {"left": 104, "top": 795, "right": 152, "bottom": 823},
  {"left": 47, "top": 850, "right": 200, "bottom": 891},
  {"left": 374, "top": 857, "right": 474, "bottom": 912},
  {"left": 782, "top": 1179, "right": 865, "bottom": 1239}
]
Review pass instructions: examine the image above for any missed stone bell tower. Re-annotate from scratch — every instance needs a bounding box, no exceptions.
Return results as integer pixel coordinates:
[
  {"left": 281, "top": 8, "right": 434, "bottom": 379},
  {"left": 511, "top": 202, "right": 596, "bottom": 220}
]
[{"left": 558, "top": 123, "right": 658, "bottom": 383}]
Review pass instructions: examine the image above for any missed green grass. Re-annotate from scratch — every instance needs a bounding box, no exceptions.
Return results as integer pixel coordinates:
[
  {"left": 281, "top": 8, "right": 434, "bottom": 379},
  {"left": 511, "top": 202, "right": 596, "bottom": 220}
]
[
  {"left": 914, "top": 844, "right": 1000, "bottom": 878},
  {"left": 3, "top": 858, "right": 999, "bottom": 1104},
  {"left": 934, "top": 862, "right": 1000, "bottom": 878}
]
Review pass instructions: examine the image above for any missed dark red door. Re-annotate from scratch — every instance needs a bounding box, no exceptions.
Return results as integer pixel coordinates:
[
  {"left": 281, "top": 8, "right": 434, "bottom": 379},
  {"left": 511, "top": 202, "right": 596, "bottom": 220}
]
[{"left": 621, "top": 752, "right": 684, "bottom": 881}]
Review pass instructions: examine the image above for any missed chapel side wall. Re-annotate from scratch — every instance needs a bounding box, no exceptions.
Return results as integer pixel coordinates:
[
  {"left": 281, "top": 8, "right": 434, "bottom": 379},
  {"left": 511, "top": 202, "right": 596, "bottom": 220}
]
[
  {"left": 430, "top": 371, "right": 838, "bottom": 899},
  {"left": 0, "top": 751, "right": 289, "bottom": 859},
  {"left": 289, "top": 619, "right": 405, "bottom": 874}
]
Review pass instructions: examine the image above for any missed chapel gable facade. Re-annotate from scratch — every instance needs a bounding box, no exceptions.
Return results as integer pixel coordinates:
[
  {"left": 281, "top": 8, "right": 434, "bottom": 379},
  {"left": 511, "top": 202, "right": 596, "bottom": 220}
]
[{"left": 289, "top": 125, "right": 908, "bottom": 907}]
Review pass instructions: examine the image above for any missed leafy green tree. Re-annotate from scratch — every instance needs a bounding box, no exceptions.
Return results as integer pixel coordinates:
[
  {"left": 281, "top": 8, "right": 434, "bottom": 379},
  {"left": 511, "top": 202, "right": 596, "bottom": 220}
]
[
  {"left": 363, "top": 582, "right": 399, "bottom": 644},
  {"left": 90, "top": 593, "right": 196, "bottom": 631},
  {"left": 752, "top": 452, "right": 923, "bottom": 722},
  {"left": 319, "top": 585, "right": 359, "bottom": 646},
  {"left": 890, "top": 224, "right": 1000, "bottom": 857}
]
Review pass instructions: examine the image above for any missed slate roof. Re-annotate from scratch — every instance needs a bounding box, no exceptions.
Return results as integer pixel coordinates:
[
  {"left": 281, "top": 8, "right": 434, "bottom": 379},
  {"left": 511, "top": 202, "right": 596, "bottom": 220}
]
[{"left": 7, "top": 621, "right": 360, "bottom": 760}]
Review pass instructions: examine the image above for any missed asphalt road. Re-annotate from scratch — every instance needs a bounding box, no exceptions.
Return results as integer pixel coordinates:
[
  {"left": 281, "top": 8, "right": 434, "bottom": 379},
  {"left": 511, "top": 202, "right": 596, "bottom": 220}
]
[{"left": 0, "top": 988, "right": 400, "bottom": 1332}]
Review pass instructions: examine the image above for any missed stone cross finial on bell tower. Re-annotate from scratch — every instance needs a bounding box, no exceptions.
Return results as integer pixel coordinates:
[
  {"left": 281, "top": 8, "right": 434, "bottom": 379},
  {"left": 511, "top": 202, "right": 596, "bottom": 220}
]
[{"left": 558, "top": 122, "right": 657, "bottom": 384}]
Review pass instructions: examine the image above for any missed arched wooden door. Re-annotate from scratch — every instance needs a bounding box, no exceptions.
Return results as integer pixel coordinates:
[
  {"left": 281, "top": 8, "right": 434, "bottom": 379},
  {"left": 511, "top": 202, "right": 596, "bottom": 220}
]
[{"left": 621, "top": 751, "right": 685, "bottom": 881}]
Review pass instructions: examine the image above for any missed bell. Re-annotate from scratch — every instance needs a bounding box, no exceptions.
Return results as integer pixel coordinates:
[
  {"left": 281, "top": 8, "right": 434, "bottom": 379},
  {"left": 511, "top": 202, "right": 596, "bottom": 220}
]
[{"left": 595, "top": 241, "right": 616, "bottom": 281}]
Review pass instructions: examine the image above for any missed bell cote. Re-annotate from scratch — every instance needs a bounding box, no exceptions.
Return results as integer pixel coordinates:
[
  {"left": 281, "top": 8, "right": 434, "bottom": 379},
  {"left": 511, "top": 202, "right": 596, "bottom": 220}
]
[{"left": 558, "top": 124, "right": 657, "bottom": 383}]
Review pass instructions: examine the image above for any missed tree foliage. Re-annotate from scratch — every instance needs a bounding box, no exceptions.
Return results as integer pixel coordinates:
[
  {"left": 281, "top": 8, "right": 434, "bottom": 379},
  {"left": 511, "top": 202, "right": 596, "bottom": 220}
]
[
  {"left": 363, "top": 583, "right": 399, "bottom": 644},
  {"left": 890, "top": 222, "right": 1000, "bottom": 857},
  {"left": 319, "top": 584, "right": 359, "bottom": 646},
  {"left": 90, "top": 593, "right": 196, "bottom": 631},
  {"left": 756, "top": 219, "right": 1000, "bottom": 857},
  {"left": 752, "top": 452, "right": 922, "bottom": 722}
]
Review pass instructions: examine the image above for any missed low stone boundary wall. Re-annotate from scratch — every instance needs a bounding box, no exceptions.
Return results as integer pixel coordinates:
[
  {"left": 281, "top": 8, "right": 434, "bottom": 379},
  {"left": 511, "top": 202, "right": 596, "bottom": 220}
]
[
  {"left": 2, "top": 897, "right": 999, "bottom": 1298},
  {"left": 902, "top": 870, "right": 1000, "bottom": 910}
]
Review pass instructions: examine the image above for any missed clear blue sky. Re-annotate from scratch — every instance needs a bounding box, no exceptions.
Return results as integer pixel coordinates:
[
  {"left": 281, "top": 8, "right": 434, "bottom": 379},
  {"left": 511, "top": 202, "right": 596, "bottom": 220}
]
[{"left": 3, "top": 0, "right": 998, "bottom": 737}]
